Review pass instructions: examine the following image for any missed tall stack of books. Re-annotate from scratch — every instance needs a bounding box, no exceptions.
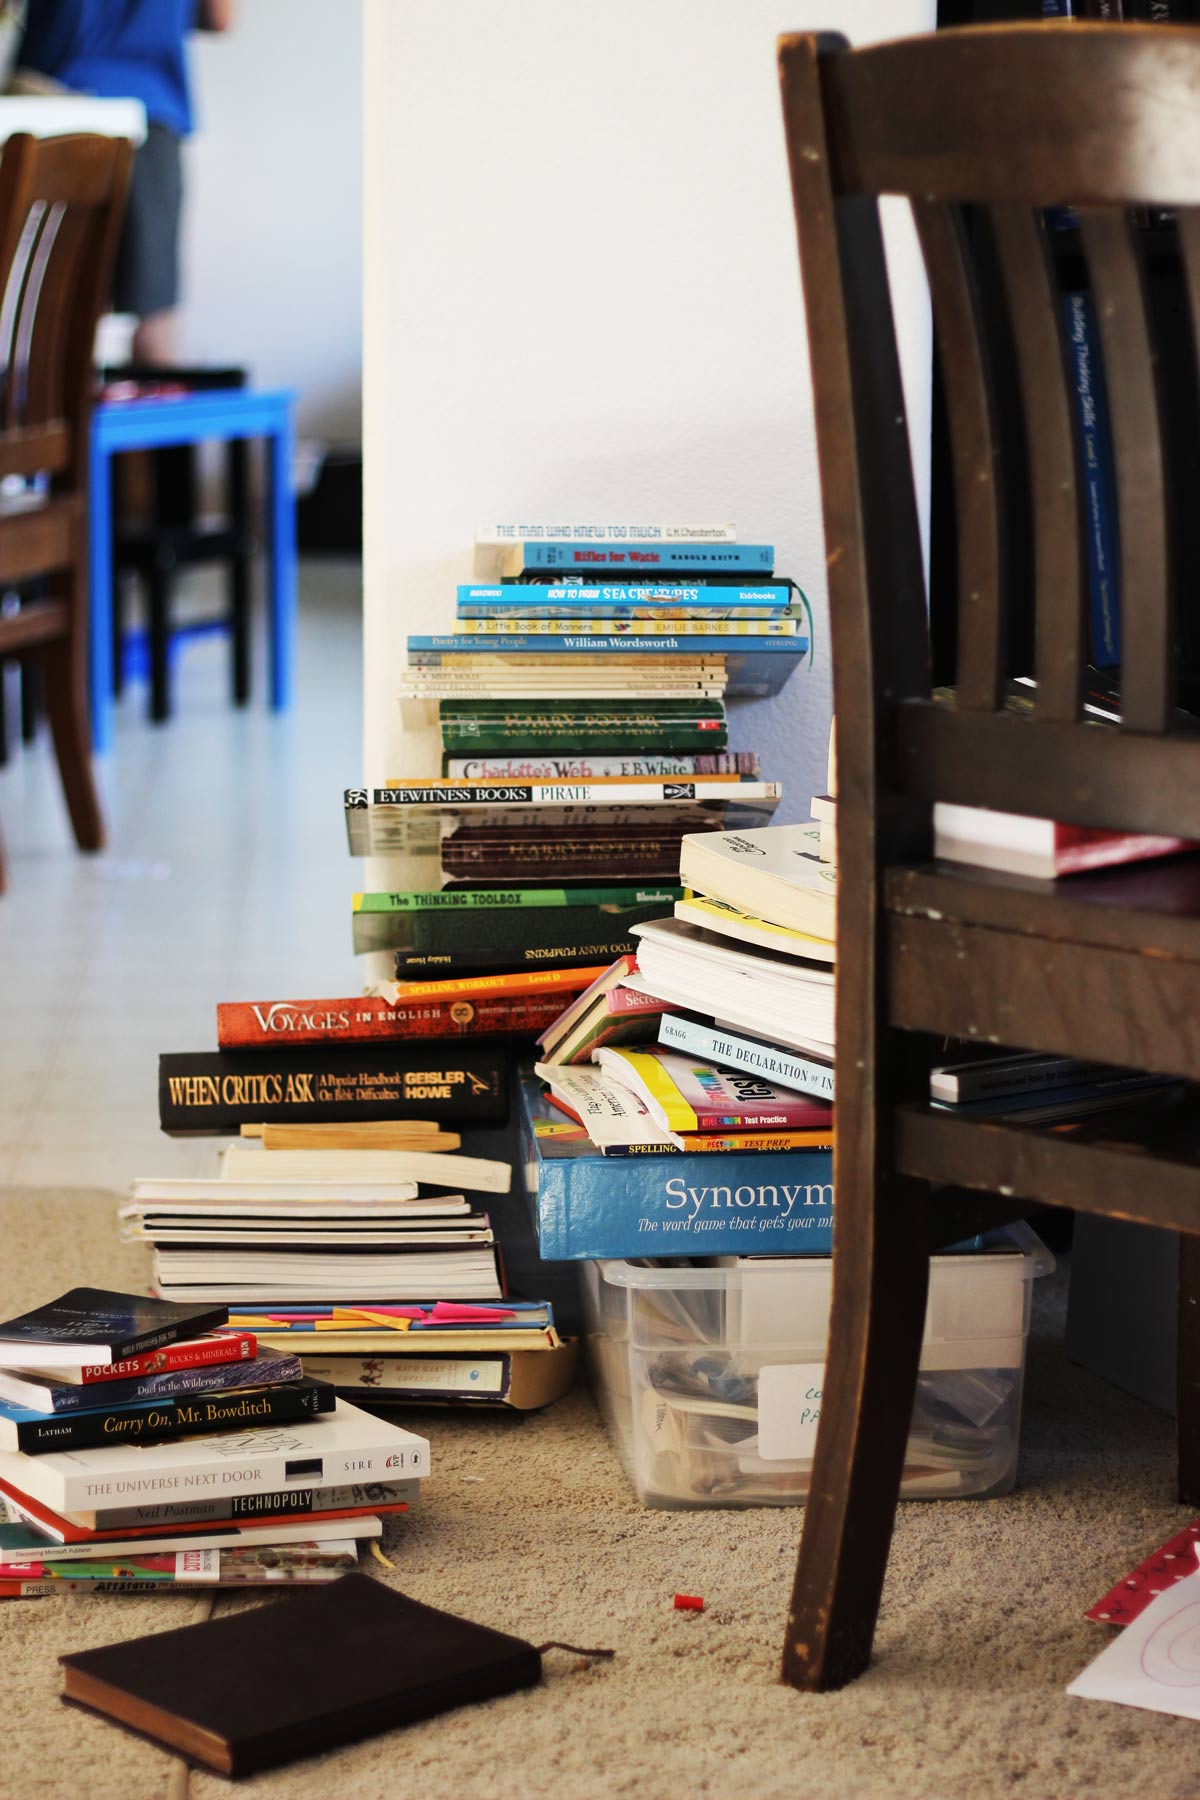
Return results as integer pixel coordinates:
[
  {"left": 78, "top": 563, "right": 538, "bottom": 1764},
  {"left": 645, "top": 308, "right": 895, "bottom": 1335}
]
[
  {"left": 0, "top": 1288, "right": 428, "bottom": 1596},
  {"left": 359, "top": 524, "right": 807, "bottom": 918}
]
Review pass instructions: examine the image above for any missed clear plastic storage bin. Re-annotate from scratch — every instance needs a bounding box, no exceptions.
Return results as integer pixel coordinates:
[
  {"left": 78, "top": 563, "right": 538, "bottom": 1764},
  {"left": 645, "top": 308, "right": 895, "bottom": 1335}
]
[{"left": 581, "top": 1225, "right": 1053, "bottom": 1508}]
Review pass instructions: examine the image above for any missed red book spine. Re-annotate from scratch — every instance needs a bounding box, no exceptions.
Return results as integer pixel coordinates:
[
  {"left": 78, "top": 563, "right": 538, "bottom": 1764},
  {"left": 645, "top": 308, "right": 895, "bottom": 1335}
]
[
  {"left": 77, "top": 1333, "right": 257, "bottom": 1384},
  {"left": 216, "top": 993, "right": 568, "bottom": 1049}
]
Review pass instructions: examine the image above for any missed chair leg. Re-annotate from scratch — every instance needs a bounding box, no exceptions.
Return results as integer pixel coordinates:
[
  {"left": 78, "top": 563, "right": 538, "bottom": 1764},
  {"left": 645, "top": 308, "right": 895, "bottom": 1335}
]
[
  {"left": 20, "top": 657, "right": 40, "bottom": 742},
  {"left": 1177, "top": 1232, "right": 1200, "bottom": 1504},
  {"left": 781, "top": 1171, "right": 931, "bottom": 1692},
  {"left": 148, "top": 557, "right": 172, "bottom": 723},
  {"left": 42, "top": 569, "right": 104, "bottom": 854},
  {"left": 229, "top": 436, "right": 251, "bottom": 705}
]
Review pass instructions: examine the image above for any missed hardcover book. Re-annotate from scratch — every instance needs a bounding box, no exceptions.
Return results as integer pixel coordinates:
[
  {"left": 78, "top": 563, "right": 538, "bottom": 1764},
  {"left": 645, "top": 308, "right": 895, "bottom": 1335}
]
[
  {"left": 442, "top": 754, "right": 755, "bottom": 779},
  {"left": 438, "top": 697, "right": 728, "bottom": 754},
  {"left": 456, "top": 591, "right": 797, "bottom": 622},
  {"left": 520, "top": 1075, "right": 833, "bottom": 1261},
  {"left": 158, "top": 1045, "right": 508, "bottom": 1134},
  {"left": 60, "top": 1575, "right": 543, "bottom": 1777},
  {"left": 0, "top": 1290, "right": 228, "bottom": 1370},
  {"left": 410, "top": 632, "right": 806, "bottom": 657},
  {"left": 496, "top": 541, "right": 773, "bottom": 575}
]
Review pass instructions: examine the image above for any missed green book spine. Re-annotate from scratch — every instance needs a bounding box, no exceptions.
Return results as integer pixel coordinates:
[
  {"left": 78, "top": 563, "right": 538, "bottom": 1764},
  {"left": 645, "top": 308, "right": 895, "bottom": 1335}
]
[
  {"left": 353, "top": 885, "right": 682, "bottom": 914},
  {"left": 438, "top": 699, "right": 728, "bottom": 754},
  {"left": 355, "top": 894, "right": 680, "bottom": 958}
]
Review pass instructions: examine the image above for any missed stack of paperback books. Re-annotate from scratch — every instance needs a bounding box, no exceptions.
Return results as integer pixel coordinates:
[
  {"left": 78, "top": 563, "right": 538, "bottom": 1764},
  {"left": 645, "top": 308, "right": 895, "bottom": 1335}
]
[{"left": 0, "top": 1288, "right": 428, "bottom": 1596}]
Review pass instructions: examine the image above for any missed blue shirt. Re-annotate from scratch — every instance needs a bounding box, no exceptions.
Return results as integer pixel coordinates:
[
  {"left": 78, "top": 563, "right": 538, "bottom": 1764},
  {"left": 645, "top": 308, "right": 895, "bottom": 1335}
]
[{"left": 18, "top": 1, "right": 195, "bottom": 137}]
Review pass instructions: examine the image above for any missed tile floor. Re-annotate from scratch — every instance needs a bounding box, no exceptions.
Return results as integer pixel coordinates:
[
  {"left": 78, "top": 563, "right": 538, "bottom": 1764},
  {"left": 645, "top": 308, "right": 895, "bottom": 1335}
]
[{"left": 0, "top": 561, "right": 364, "bottom": 1189}]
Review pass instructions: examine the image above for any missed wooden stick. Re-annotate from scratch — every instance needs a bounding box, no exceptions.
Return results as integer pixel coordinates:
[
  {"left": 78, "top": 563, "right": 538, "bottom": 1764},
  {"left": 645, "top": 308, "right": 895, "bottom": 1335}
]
[{"left": 253, "top": 1122, "right": 462, "bottom": 1152}]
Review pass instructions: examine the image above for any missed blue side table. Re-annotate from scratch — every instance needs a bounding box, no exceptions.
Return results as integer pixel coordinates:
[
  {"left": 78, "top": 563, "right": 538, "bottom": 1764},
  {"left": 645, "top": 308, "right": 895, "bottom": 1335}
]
[{"left": 88, "top": 387, "right": 297, "bottom": 750}]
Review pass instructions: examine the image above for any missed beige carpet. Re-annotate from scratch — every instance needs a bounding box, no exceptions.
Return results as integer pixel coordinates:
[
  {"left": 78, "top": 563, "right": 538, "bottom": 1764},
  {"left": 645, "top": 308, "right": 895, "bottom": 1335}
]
[{"left": 0, "top": 1189, "right": 1197, "bottom": 1800}]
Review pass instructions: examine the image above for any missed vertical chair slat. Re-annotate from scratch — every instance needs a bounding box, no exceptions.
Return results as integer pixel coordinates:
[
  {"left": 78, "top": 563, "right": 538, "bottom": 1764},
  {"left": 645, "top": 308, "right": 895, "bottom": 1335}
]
[
  {"left": 989, "top": 204, "right": 1084, "bottom": 722},
  {"left": 914, "top": 201, "right": 1004, "bottom": 712},
  {"left": 1079, "top": 208, "right": 1170, "bottom": 733}
]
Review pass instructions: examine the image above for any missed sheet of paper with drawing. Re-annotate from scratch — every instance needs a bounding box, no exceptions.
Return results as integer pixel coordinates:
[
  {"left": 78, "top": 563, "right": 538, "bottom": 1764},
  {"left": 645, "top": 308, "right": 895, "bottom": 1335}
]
[{"left": 1069, "top": 1564, "right": 1200, "bottom": 1720}]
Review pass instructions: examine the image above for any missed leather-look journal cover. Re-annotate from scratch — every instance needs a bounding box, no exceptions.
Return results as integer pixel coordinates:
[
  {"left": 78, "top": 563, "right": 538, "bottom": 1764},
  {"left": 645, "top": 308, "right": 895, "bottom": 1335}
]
[{"left": 60, "top": 1574, "right": 542, "bottom": 1777}]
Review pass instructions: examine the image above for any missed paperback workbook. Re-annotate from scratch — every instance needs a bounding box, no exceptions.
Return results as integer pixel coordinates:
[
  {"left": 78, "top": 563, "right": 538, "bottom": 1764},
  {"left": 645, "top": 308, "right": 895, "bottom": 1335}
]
[
  {"left": 520, "top": 1076, "right": 833, "bottom": 1261},
  {"left": 678, "top": 823, "right": 837, "bottom": 941},
  {"left": 630, "top": 918, "right": 836, "bottom": 1057},
  {"left": 593, "top": 1047, "right": 833, "bottom": 1136}
]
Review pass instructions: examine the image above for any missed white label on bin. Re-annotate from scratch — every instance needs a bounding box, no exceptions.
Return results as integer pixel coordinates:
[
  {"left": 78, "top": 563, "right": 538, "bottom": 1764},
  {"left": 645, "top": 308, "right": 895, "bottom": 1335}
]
[{"left": 758, "top": 1363, "right": 825, "bottom": 1461}]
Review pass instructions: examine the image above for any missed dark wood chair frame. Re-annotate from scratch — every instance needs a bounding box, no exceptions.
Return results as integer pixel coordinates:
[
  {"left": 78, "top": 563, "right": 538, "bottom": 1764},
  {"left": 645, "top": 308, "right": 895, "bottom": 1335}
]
[
  {"left": 0, "top": 131, "right": 131, "bottom": 891},
  {"left": 777, "top": 21, "right": 1200, "bottom": 1692}
]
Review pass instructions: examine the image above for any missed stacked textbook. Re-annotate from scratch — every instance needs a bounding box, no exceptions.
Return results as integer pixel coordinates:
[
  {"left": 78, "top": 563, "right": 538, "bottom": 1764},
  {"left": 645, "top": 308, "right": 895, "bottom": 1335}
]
[{"left": 0, "top": 1288, "right": 428, "bottom": 1596}]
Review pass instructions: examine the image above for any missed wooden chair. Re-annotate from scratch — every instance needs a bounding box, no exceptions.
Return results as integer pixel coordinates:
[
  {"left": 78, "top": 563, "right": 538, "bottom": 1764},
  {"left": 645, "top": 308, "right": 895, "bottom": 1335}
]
[
  {"left": 0, "top": 132, "right": 131, "bottom": 892},
  {"left": 776, "top": 22, "right": 1200, "bottom": 1692}
]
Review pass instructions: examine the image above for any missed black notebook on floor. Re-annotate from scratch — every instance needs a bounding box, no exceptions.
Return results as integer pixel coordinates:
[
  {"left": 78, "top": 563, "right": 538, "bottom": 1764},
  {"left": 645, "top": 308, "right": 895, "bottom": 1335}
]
[{"left": 60, "top": 1575, "right": 543, "bottom": 1777}]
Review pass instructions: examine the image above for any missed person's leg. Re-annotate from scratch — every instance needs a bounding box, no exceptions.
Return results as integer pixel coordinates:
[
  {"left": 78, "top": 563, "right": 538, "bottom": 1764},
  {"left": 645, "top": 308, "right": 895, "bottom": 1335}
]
[
  {"left": 132, "top": 309, "right": 180, "bottom": 365},
  {"left": 112, "top": 123, "right": 184, "bottom": 365}
]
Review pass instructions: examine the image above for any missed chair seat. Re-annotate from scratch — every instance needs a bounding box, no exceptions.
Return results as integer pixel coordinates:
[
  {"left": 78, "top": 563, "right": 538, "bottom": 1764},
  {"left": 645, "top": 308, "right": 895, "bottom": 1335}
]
[
  {"left": 885, "top": 853, "right": 1200, "bottom": 1082},
  {"left": 888, "top": 854, "right": 1200, "bottom": 958}
]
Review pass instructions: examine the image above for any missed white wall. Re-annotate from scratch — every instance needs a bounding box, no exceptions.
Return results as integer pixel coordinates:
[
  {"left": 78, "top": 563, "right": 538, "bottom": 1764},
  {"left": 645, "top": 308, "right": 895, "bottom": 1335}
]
[
  {"left": 362, "top": 0, "right": 934, "bottom": 813},
  {"left": 181, "top": 2, "right": 362, "bottom": 444}
]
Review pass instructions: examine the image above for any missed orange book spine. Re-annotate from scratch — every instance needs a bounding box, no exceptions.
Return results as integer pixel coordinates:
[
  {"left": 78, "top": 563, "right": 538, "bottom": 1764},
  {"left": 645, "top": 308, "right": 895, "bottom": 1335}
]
[{"left": 385, "top": 964, "right": 609, "bottom": 1002}]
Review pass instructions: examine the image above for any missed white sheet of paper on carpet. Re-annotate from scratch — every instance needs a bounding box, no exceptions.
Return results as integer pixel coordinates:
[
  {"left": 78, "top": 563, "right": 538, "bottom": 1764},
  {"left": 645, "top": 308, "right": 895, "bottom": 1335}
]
[{"left": 1069, "top": 1567, "right": 1200, "bottom": 1720}]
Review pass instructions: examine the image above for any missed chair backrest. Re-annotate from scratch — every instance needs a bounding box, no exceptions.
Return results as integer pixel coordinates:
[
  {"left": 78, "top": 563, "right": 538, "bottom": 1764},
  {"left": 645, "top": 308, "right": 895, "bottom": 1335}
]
[
  {"left": 777, "top": 25, "right": 1200, "bottom": 854},
  {"left": 0, "top": 132, "right": 131, "bottom": 491}
]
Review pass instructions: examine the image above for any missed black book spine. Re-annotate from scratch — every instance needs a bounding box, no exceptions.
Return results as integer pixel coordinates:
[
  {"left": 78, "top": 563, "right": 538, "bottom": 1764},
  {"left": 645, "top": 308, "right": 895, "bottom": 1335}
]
[
  {"left": 159, "top": 1045, "right": 508, "bottom": 1133},
  {"left": 392, "top": 943, "right": 636, "bottom": 978},
  {"left": 16, "top": 1380, "right": 334, "bottom": 1455}
]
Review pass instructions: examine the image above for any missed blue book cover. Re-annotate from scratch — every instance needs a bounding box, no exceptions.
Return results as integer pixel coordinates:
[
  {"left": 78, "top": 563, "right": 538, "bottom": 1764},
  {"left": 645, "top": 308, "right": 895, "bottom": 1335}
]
[
  {"left": 1063, "top": 291, "right": 1121, "bottom": 667},
  {"left": 520, "top": 1075, "right": 832, "bottom": 1261},
  {"left": 456, "top": 584, "right": 794, "bottom": 615},
  {"left": 2, "top": 1349, "right": 303, "bottom": 1415},
  {"left": 516, "top": 543, "right": 774, "bottom": 573},
  {"left": 408, "top": 634, "right": 806, "bottom": 657}
]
